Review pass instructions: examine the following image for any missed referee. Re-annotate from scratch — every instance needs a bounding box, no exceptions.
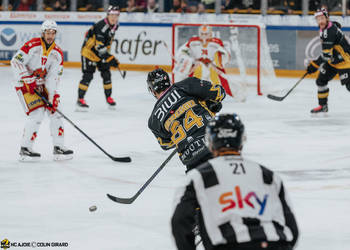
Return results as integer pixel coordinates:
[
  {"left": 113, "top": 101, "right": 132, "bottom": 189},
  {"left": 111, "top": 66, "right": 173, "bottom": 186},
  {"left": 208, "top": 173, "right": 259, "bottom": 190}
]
[{"left": 171, "top": 113, "right": 298, "bottom": 250}]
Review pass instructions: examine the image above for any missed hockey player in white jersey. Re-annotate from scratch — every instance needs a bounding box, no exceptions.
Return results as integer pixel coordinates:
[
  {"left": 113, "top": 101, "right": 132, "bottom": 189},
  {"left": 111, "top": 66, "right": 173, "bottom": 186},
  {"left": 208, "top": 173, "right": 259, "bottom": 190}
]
[
  {"left": 11, "top": 20, "right": 73, "bottom": 161},
  {"left": 172, "top": 113, "right": 298, "bottom": 250},
  {"left": 174, "top": 25, "right": 240, "bottom": 98}
]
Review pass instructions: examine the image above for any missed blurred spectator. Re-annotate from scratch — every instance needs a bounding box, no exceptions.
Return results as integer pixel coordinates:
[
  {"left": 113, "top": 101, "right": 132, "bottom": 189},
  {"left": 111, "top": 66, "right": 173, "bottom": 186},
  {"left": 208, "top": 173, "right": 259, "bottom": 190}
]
[
  {"left": 320, "top": 0, "right": 342, "bottom": 12},
  {"left": 309, "top": 0, "right": 321, "bottom": 11},
  {"left": 197, "top": 2, "right": 205, "bottom": 13},
  {"left": 44, "top": 0, "right": 69, "bottom": 11},
  {"left": 135, "top": 0, "right": 146, "bottom": 10},
  {"left": 12, "top": 0, "right": 36, "bottom": 10},
  {"left": 126, "top": 0, "right": 137, "bottom": 12},
  {"left": 109, "top": 0, "right": 125, "bottom": 8},
  {"left": 181, "top": 0, "right": 189, "bottom": 12},
  {"left": 188, "top": 1, "right": 198, "bottom": 12},
  {"left": 222, "top": 0, "right": 241, "bottom": 11},
  {"left": 201, "top": 0, "right": 214, "bottom": 9},
  {"left": 268, "top": 0, "right": 301, "bottom": 14},
  {"left": 241, "top": 0, "right": 260, "bottom": 11},
  {"left": 170, "top": 0, "right": 182, "bottom": 12},
  {"left": 77, "top": 0, "right": 102, "bottom": 11},
  {"left": 144, "top": 0, "right": 158, "bottom": 13}
]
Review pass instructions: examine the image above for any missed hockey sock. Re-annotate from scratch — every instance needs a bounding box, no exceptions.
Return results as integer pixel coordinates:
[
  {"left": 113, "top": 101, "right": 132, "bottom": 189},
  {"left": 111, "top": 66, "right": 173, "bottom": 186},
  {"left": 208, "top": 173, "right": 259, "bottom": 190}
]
[
  {"left": 78, "top": 82, "right": 89, "bottom": 99},
  {"left": 318, "top": 88, "right": 329, "bottom": 106},
  {"left": 104, "top": 82, "right": 112, "bottom": 98}
]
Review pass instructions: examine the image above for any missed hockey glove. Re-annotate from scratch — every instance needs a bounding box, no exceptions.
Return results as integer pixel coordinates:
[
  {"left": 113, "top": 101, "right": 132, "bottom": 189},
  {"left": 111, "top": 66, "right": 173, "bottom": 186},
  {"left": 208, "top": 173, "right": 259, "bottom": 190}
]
[
  {"left": 306, "top": 62, "right": 318, "bottom": 74},
  {"left": 106, "top": 56, "right": 120, "bottom": 68},
  {"left": 47, "top": 94, "right": 60, "bottom": 114},
  {"left": 21, "top": 75, "right": 37, "bottom": 94},
  {"left": 206, "top": 100, "right": 222, "bottom": 113}
]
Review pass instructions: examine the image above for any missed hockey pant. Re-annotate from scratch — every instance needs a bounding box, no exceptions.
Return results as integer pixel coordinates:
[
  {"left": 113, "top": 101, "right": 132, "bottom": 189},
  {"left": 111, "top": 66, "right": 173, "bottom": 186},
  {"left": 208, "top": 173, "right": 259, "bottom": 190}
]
[
  {"left": 20, "top": 108, "right": 65, "bottom": 150},
  {"left": 316, "top": 62, "right": 350, "bottom": 105},
  {"left": 191, "top": 63, "right": 233, "bottom": 96},
  {"left": 78, "top": 56, "right": 112, "bottom": 99},
  {"left": 15, "top": 84, "right": 48, "bottom": 115}
]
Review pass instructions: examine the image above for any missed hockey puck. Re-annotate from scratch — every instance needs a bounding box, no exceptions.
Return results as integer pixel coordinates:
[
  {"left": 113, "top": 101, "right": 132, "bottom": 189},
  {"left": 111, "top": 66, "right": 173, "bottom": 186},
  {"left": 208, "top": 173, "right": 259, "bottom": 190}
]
[{"left": 89, "top": 205, "right": 97, "bottom": 212}]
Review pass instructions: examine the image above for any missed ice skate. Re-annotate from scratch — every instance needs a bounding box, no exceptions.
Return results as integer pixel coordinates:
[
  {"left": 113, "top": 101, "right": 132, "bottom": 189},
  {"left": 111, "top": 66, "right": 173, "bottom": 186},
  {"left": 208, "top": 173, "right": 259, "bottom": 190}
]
[
  {"left": 19, "top": 147, "right": 41, "bottom": 162},
  {"left": 311, "top": 104, "right": 328, "bottom": 117},
  {"left": 106, "top": 97, "right": 116, "bottom": 110},
  {"left": 53, "top": 146, "right": 73, "bottom": 161},
  {"left": 76, "top": 98, "right": 89, "bottom": 112}
]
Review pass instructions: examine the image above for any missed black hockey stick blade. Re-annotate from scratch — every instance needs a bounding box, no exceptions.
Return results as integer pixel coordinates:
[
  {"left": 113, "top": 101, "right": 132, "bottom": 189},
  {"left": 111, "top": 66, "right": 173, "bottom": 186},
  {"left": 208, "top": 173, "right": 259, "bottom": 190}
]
[
  {"left": 267, "top": 72, "right": 308, "bottom": 102},
  {"left": 106, "top": 193, "right": 135, "bottom": 204},
  {"left": 109, "top": 155, "right": 132, "bottom": 163},
  {"left": 117, "top": 67, "right": 126, "bottom": 79},
  {"left": 267, "top": 94, "right": 285, "bottom": 101},
  {"left": 107, "top": 149, "right": 177, "bottom": 204}
]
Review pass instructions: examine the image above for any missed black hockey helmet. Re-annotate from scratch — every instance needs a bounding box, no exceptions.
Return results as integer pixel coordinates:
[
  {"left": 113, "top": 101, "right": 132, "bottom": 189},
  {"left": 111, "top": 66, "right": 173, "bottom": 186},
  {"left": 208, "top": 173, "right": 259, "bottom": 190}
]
[
  {"left": 206, "top": 113, "right": 246, "bottom": 152},
  {"left": 107, "top": 5, "right": 120, "bottom": 15},
  {"left": 147, "top": 68, "right": 171, "bottom": 97}
]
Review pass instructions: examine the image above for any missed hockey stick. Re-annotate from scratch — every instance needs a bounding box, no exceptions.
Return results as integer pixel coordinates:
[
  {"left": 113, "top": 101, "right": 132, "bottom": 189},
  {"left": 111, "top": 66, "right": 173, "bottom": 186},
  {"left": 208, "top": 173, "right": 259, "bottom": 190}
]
[
  {"left": 267, "top": 72, "right": 308, "bottom": 101},
  {"left": 34, "top": 89, "right": 131, "bottom": 163},
  {"left": 107, "top": 149, "right": 177, "bottom": 204},
  {"left": 117, "top": 66, "right": 126, "bottom": 79}
]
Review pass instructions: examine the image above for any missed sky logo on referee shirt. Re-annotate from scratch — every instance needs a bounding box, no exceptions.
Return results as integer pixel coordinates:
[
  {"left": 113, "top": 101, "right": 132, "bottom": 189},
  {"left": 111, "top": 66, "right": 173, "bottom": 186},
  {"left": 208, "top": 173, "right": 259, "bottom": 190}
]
[{"left": 219, "top": 186, "right": 268, "bottom": 215}]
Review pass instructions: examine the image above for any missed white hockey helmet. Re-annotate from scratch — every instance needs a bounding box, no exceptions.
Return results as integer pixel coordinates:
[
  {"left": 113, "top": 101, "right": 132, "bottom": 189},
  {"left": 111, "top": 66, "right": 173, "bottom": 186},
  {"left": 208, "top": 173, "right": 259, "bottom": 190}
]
[{"left": 41, "top": 20, "right": 58, "bottom": 33}]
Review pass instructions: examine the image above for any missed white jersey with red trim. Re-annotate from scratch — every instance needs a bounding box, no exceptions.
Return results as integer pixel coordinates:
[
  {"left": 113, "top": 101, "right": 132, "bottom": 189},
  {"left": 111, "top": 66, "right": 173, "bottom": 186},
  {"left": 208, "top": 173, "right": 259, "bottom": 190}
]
[
  {"left": 178, "top": 36, "right": 230, "bottom": 70},
  {"left": 11, "top": 37, "right": 63, "bottom": 101},
  {"left": 174, "top": 36, "right": 234, "bottom": 97}
]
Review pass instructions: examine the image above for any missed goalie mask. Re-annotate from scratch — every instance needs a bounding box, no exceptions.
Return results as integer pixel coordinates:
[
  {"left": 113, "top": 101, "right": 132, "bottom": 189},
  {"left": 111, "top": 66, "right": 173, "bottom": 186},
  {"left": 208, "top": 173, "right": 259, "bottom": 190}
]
[
  {"left": 205, "top": 113, "right": 246, "bottom": 152},
  {"left": 147, "top": 68, "right": 171, "bottom": 97},
  {"left": 199, "top": 25, "right": 212, "bottom": 42}
]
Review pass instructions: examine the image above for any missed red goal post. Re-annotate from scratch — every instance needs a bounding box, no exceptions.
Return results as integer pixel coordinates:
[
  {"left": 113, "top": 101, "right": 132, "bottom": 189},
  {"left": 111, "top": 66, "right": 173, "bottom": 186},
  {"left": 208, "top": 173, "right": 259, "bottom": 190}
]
[{"left": 172, "top": 23, "right": 275, "bottom": 96}]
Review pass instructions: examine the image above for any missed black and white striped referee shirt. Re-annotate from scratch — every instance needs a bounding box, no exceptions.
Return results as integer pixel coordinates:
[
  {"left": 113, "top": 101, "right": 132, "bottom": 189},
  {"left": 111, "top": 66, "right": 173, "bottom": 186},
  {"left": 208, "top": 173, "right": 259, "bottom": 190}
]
[{"left": 172, "top": 155, "right": 298, "bottom": 250}]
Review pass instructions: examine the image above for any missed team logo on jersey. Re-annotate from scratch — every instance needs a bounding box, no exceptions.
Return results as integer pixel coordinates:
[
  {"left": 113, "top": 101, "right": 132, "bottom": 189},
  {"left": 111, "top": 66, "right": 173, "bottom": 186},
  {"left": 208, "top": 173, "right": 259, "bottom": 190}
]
[
  {"left": 219, "top": 186, "right": 268, "bottom": 215},
  {"left": 1, "top": 238, "right": 10, "bottom": 249},
  {"left": 0, "top": 28, "right": 17, "bottom": 47}
]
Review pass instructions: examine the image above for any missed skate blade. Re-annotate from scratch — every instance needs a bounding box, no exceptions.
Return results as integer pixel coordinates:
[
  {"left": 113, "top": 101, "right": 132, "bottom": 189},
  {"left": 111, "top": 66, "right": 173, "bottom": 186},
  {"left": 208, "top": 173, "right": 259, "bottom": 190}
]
[
  {"left": 53, "top": 154, "right": 73, "bottom": 161},
  {"left": 311, "top": 112, "right": 329, "bottom": 118},
  {"left": 107, "top": 105, "right": 116, "bottom": 110},
  {"left": 75, "top": 105, "right": 89, "bottom": 112},
  {"left": 19, "top": 155, "right": 41, "bottom": 162}
]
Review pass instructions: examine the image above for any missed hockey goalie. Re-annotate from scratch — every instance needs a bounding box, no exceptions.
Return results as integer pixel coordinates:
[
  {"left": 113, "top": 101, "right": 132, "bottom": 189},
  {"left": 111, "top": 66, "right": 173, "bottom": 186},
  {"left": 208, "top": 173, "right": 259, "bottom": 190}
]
[{"left": 173, "top": 25, "right": 245, "bottom": 100}]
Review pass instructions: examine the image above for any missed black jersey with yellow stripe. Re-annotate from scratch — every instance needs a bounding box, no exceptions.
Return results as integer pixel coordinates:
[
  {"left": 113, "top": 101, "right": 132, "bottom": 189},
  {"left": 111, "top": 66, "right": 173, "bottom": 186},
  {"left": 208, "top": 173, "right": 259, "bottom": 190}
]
[
  {"left": 312, "top": 21, "right": 350, "bottom": 70},
  {"left": 148, "top": 77, "right": 226, "bottom": 166},
  {"left": 81, "top": 18, "right": 118, "bottom": 62}
]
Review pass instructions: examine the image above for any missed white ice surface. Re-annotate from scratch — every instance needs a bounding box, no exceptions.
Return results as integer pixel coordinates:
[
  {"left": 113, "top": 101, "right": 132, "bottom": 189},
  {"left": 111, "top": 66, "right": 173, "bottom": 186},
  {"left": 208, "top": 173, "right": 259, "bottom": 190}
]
[{"left": 0, "top": 67, "right": 350, "bottom": 250}]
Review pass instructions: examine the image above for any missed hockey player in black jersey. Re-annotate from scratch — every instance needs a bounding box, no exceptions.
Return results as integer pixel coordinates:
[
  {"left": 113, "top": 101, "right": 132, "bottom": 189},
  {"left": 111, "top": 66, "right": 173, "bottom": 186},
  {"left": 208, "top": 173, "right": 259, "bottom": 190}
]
[
  {"left": 307, "top": 8, "right": 350, "bottom": 114},
  {"left": 76, "top": 5, "right": 121, "bottom": 110},
  {"left": 171, "top": 113, "right": 299, "bottom": 250},
  {"left": 147, "top": 68, "right": 226, "bottom": 171}
]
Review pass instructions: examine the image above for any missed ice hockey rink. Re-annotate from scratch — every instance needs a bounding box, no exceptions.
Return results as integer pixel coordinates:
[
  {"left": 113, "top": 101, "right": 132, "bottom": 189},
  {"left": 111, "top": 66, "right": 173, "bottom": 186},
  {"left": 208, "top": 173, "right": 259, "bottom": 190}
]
[{"left": 1, "top": 67, "right": 350, "bottom": 250}]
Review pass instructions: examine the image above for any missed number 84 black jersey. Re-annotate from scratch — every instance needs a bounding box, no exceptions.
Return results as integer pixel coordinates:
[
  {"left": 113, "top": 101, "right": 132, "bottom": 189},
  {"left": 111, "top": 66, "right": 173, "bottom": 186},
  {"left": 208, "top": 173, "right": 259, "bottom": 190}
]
[{"left": 148, "top": 77, "right": 226, "bottom": 167}]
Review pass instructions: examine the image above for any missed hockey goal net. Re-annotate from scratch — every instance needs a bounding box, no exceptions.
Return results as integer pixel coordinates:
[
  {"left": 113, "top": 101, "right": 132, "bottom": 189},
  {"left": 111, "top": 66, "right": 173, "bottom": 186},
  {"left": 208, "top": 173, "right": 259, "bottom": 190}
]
[{"left": 171, "top": 23, "right": 276, "bottom": 95}]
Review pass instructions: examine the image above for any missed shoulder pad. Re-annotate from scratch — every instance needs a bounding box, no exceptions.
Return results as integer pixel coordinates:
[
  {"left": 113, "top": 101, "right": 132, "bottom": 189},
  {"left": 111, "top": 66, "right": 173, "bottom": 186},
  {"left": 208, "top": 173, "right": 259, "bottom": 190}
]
[
  {"left": 209, "top": 38, "right": 224, "bottom": 47},
  {"left": 333, "top": 21, "right": 342, "bottom": 29},
  {"left": 186, "top": 37, "right": 201, "bottom": 47},
  {"left": 20, "top": 37, "right": 41, "bottom": 54}
]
